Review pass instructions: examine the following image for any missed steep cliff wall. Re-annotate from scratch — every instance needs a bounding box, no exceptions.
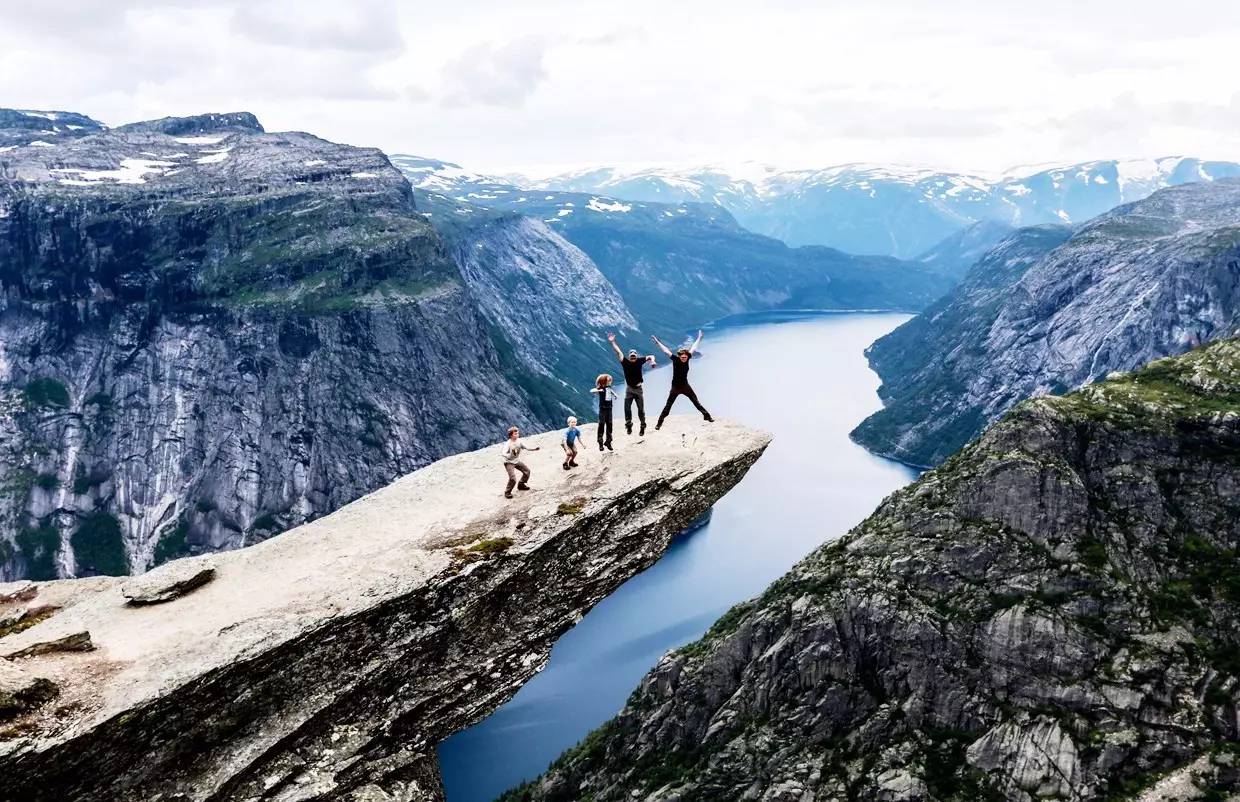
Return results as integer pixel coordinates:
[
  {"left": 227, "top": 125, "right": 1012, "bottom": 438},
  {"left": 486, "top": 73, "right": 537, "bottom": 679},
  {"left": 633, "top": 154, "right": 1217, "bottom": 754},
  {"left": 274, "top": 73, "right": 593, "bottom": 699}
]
[
  {"left": 509, "top": 341, "right": 1240, "bottom": 802},
  {"left": 0, "top": 111, "right": 637, "bottom": 580},
  {"left": 854, "top": 179, "right": 1240, "bottom": 467},
  {"left": 0, "top": 417, "right": 769, "bottom": 801}
]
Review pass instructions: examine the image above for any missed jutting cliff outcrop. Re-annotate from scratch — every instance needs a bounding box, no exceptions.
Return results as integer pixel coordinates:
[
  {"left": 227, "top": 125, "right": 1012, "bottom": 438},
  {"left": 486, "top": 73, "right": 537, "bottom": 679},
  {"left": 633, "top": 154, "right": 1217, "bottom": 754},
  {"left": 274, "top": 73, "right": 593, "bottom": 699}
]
[{"left": 0, "top": 417, "right": 770, "bottom": 801}]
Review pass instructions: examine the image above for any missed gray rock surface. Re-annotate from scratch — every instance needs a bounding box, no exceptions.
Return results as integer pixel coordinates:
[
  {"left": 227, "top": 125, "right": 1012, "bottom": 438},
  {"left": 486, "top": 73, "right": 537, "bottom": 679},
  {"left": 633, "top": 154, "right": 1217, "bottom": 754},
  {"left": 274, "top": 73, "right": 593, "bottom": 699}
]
[
  {"left": 2, "top": 629, "right": 92, "bottom": 659},
  {"left": 853, "top": 179, "right": 1240, "bottom": 466},
  {"left": 121, "top": 557, "right": 215, "bottom": 605},
  {"left": 441, "top": 210, "right": 640, "bottom": 399},
  {"left": 0, "top": 109, "right": 105, "bottom": 148},
  {"left": 505, "top": 340, "right": 1240, "bottom": 801},
  {"left": 0, "top": 660, "right": 57, "bottom": 719},
  {"left": 0, "top": 416, "right": 769, "bottom": 801},
  {"left": 914, "top": 219, "right": 1017, "bottom": 280}
]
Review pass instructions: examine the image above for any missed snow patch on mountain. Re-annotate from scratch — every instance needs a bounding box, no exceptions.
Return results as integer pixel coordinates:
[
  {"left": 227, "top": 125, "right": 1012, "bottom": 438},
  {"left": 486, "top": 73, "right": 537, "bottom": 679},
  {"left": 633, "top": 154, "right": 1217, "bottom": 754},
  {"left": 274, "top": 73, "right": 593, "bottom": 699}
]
[
  {"left": 52, "top": 157, "right": 178, "bottom": 185},
  {"left": 586, "top": 197, "right": 631, "bottom": 213},
  {"left": 511, "top": 156, "right": 1240, "bottom": 257}
]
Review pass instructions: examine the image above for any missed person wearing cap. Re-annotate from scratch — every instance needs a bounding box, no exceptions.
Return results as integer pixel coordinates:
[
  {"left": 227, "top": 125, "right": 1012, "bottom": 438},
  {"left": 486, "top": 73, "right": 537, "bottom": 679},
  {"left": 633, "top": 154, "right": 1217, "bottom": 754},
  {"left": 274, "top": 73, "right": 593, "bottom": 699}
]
[
  {"left": 607, "top": 332, "right": 657, "bottom": 435},
  {"left": 651, "top": 329, "right": 714, "bottom": 429}
]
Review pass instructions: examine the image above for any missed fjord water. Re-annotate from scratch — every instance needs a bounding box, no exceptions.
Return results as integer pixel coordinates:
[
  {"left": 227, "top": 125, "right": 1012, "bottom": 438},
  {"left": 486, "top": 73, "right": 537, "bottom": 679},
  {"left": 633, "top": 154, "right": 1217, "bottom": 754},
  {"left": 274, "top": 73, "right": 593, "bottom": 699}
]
[{"left": 439, "top": 311, "right": 918, "bottom": 801}]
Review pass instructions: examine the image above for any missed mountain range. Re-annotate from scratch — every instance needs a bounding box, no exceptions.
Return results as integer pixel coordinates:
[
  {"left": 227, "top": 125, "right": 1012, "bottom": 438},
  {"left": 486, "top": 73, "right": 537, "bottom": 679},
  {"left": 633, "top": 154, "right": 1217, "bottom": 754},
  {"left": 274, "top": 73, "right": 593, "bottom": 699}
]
[
  {"left": 0, "top": 110, "right": 965, "bottom": 582},
  {"left": 393, "top": 155, "right": 957, "bottom": 331},
  {"left": 514, "top": 158, "right": 1240, "bottom": 258},
  {"left": 852, "top": 178, "right": 1240, "bottom": 467}
]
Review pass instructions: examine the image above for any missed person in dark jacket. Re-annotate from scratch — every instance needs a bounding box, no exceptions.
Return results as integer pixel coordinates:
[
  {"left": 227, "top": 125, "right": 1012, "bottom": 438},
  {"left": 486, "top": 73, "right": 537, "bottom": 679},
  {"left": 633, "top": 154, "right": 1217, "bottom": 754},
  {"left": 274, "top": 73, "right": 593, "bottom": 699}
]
[
  {"left": 607, "top": 332, "right": 657, "bottom": 435},
  {"left": 589, "top": 373, "right": 617, "bottom": 450},
  {"left": 651, "top": 330, "right": 714, "bottom": 430}
]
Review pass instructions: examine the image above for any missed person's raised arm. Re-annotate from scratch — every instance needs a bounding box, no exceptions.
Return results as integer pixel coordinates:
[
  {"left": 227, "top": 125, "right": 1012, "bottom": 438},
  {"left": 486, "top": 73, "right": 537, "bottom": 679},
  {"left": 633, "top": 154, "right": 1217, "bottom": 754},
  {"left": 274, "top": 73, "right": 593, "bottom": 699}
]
[
  {"left": 651, "top": 335, "right": 673, "bottom": 357},
  {"left": 689, "top": 329, "right": 704, "bottom": 354},
  {"left": 606, "top": 332, "right": 624, "bottom": 360}
]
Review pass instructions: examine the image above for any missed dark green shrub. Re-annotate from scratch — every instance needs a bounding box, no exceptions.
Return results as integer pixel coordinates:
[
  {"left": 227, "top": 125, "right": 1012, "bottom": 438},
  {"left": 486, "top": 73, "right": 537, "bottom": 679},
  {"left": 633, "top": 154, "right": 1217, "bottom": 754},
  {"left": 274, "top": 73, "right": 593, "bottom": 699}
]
[
  {"left": 16, "top": 522, "right": 60, "bottom": 580},
  {"left": 24, "top": 378, "right": 70, "bottom": 409},
  {"left": 34, "top": 473, "right": 60, "bottom": 491},
  {"left": 72, "top": 512, "right": 128, "bottom": 576},
  {"left": 153, "top": 521, "right": 190, "bottom": 566}
]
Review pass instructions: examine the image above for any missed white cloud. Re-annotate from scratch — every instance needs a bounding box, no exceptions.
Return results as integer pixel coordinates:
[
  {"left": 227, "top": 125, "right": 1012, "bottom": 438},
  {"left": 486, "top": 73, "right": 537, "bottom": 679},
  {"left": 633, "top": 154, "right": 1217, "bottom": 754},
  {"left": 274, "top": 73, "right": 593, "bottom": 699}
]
[
  {"left": 2, "top": 1, "right": 1239, "bottom": 173},
  {"left": 231, "top": 0, "right": 404, "bottom": 54},
  {"left": 440, "top": 38, "right": 550, "bottom": 108}
]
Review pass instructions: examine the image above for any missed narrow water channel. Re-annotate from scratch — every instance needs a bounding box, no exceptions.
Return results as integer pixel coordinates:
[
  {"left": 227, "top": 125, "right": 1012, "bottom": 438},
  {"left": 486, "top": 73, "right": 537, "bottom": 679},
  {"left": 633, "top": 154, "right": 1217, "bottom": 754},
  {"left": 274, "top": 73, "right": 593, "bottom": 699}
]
[{"left": 439, "top": 311, "right": 919, "bottom": 801}]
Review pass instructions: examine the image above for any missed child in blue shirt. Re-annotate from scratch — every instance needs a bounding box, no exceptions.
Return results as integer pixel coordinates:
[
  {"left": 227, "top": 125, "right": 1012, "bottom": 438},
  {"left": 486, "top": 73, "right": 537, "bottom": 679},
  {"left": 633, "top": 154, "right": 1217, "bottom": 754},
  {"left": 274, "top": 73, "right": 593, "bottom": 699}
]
[{"left": 562, "top": 416, "right": 582, "bottom": 470}]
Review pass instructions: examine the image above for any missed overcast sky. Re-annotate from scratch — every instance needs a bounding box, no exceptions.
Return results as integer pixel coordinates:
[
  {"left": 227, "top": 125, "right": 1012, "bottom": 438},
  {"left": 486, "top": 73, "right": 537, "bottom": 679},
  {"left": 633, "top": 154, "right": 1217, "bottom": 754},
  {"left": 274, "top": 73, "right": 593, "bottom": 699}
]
[{"left": 3, "top": 0, "right": 1239, "bottom": 175}]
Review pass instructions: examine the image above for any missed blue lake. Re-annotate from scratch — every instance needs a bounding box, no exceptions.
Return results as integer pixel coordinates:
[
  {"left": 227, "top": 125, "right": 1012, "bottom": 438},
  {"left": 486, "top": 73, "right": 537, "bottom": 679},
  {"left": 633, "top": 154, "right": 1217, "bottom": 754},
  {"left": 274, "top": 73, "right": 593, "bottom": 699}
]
[{"left": 439, "top": 311, "right": 918, "bottom": 801}]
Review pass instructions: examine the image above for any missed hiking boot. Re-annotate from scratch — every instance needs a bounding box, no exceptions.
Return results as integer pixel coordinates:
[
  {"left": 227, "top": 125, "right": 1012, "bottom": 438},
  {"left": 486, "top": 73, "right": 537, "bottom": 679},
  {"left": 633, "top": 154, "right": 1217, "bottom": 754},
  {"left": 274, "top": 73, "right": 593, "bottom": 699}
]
[
  {"left": 517, "top": 483, "right": 530, "bottom": 491},
  {"left": 639, "top": 423, "right": 646, "bottom": 436},
  {"left": 562, "top": 461, "right": 570, "bottom": 470},
  {"left": 605, "top": 443, "right": 613, "bottom": 451},
  {"left": 569, "top": 459, "right": 579, "bottom": 468},
  {"left": 703, "top": 413, "right": 715, "bottom": 422},
  {"left": 504, "top": 491, "right": 513, "bottom": 499},
  {"left": 626, "top": 422, "right": 633, "bottom": 435},
  {"left": 599, "top": 443, "right": 605, "bottom": 452}
]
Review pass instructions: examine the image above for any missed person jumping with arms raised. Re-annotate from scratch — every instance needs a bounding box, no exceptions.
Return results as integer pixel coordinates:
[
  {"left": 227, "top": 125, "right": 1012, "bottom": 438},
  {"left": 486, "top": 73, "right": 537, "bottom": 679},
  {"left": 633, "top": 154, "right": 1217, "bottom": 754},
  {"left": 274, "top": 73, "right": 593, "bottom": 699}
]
[
  {"left": 607, "top": 332, "right": 656, "bottom": 436},
  {"left": 651, "top": 329, "right": 714, "bottom": 430}
]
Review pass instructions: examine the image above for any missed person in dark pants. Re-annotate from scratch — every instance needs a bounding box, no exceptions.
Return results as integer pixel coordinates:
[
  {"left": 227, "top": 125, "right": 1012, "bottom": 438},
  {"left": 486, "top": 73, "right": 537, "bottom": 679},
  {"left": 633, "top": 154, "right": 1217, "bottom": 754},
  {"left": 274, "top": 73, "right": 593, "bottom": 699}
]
[
  {"left": 607, "top": 332, "right": 656, "bottom": 435},
  {"left": 590, "top": 373, "right": 617, "bottom": 450},
  {"left": 652, "top": 330, "right": 714, "bottom": 430}
]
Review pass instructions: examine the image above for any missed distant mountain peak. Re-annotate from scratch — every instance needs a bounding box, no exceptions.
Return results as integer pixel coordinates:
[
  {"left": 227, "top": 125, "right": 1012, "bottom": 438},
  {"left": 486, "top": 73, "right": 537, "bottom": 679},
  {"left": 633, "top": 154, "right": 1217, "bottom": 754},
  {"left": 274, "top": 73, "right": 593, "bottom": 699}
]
[
  {"left": 0, "top": 108, "right": 106, "bottom": 148},
  {"left": 508, "top": 156, "right": 1240, "bottom": 257},
  {"left": 116, "top": 111, "right": 264, "bottom": 136}
]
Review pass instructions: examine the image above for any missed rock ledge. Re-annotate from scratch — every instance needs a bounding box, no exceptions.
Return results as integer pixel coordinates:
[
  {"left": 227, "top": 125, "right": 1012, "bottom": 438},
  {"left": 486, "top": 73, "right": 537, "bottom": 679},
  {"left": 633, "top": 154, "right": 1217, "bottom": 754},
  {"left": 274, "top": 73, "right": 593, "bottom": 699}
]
[{"left": 0, "top": 416, "right": 768, "bottom": 801}]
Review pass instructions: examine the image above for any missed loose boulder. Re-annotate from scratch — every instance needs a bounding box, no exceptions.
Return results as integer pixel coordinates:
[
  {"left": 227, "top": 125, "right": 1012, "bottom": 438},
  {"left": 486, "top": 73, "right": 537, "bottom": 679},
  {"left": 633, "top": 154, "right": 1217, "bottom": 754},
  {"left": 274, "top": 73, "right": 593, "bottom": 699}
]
[
  {"left": 122, "top": 559, "right": 216, "bottom": 606},
  {"left": 2, "top": 631, "right": 93, "bottom": 660}
]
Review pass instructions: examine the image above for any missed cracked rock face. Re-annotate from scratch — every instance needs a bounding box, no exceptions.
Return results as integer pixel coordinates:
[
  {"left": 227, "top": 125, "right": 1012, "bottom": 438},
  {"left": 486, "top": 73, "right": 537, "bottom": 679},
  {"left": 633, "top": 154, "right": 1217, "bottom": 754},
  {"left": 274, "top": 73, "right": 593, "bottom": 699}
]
[
  {"left": 0, "top": 109, "right": 635, "bottom": 581},
  {"left": 852, "top": 179, "right": 1240, "bottom": 467},
  {"left": 506, "top": 340, "right": 1240, "bottom": 802},
  {"left": 0, "top": 416, "right": 769, "bottom": 802}
]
